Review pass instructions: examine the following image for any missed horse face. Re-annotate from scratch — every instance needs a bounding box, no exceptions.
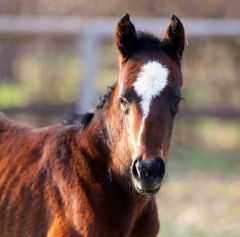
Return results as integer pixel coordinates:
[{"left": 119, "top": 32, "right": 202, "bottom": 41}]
[{"left": 115, "top": 14, "right": 185, "bottom": 195}]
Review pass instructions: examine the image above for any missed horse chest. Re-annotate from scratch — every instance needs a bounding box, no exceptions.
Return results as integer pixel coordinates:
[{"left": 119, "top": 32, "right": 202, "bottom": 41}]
[{"left": 64, "top": 180, "right": 148, "bottom": 237}]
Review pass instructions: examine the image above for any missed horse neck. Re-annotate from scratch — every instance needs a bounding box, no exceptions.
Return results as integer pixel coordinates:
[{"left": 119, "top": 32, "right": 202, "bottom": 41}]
[{"left": 80, "top": 86, "right": 131, "bottom": 181}]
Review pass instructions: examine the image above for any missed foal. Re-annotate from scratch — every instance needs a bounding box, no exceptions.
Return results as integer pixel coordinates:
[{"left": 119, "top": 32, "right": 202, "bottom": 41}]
[{"left": 0, "top": 14, "right": 185, "bottom": 237}]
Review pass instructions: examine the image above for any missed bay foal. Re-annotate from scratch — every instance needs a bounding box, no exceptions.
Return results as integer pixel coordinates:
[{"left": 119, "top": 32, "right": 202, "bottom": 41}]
[{"left": 0, "top": 14, "right": 185, "bottom": 237}]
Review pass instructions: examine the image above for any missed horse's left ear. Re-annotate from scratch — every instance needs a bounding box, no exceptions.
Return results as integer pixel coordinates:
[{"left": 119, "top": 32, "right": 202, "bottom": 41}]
[
  {"left": 164, "top": 15, "right": 185, "bottom": 60},
  {"left": 115, "top": 13, "right": 137, "bottom": 61}
]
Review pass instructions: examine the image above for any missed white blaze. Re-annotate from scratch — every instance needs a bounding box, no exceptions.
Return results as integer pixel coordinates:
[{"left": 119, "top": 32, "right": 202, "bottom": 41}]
[{"left": 133, "top": 61, "right": 169, "bottom": 146}]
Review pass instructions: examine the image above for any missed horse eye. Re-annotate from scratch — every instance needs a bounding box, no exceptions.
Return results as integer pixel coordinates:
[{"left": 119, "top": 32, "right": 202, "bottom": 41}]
[
  {"left": 171, "top": 98, "right": 181, "bottom": 115},
  {"left": 119, "top": 97, "right": 129, "bottom": 113}
]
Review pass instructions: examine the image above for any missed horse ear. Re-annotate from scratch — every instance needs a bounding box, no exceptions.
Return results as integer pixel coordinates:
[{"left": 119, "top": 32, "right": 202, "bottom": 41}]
[
  {"left": 164, "top": 15, "right": 185, "bottom": 60},
  {"left": 115, "top": 13, "right": 137, "bottom": 61}
]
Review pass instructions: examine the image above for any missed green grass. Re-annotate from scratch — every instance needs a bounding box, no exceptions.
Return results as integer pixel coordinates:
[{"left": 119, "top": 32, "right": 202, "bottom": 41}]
[
  {"left": 155, "top": 140, "right": 240, "bottom": 237},
  {"left": 0, "top": 83, "right": 28, "bottom": 108},
  {"left": 0, "top": 48, "right": 81, "bottom": 108},
  {"left": 169, "top": 145, "right": 240, "bottom": 176},
  {"left": 157, "top": 174, "right": 240, "bottom": 237}
]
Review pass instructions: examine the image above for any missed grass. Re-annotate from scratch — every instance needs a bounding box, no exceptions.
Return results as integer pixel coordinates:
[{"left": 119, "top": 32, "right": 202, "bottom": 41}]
[
  {"left": 0, "top": 47, "right": 81, "bottom": 108},
  {"left": 0, "top": 83, "right": 28, "bottom": 108},
  {"left": 156, "top": 141, "right": 240, "bottom": 237},
  {"left": 157, "top": 174, "right": 240, "bottom": 237},
  {"left": 169, "top": 146, "right": 240, "bottom": 176}
]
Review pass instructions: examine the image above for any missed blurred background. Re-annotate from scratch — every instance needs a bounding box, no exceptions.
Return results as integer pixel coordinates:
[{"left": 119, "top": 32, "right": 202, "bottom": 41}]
[{"left": 0, "top": 0, "right": 239, "bottom": 236}]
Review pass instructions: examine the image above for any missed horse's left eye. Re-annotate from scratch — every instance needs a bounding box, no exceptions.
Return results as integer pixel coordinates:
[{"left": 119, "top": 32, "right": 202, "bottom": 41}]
[{"left": 119, "top": 97, "right": 129, "bottom": 113}]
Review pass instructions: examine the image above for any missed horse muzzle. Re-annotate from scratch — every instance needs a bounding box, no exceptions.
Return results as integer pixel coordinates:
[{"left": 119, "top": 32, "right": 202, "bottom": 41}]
[{"left": 131, "top": 156, "right": 165, "bottom": 195}]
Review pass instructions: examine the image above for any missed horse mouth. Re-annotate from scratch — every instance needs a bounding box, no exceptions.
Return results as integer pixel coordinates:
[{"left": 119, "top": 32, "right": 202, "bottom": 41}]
[
  {"left": 131, "top": 172, "right": 163, "bottom": 196},
  {"left": 135, "top": 186, "right": 160, "bottom": 195}
]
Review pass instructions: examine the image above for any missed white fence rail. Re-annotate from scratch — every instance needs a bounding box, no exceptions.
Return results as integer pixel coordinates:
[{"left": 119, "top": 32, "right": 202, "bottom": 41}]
[
  {"left": 0, "top": 16, "right": 239, "bottom": 112},
  {"left": 0, "top": 16, "right": 240, "bottom": 36}
]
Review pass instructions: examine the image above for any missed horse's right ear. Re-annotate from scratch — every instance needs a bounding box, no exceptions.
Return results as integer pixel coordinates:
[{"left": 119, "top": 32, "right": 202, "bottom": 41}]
[{"left": 115, "top": 13, "right": 137, "bottom": 61}]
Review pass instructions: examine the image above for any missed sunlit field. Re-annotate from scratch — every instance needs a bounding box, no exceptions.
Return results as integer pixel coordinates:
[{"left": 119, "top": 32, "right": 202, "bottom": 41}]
[{"left": 157, "top": 138, "right": 240, "bottom": 237}]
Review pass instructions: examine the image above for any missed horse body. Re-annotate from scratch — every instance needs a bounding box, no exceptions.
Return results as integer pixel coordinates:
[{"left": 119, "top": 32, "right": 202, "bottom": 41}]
[
  {"left": 0, "top": 14, "right": 185, "bottom": 237},
  {"left": 0, "top": 112, "right": 158, "bottom": 237}
]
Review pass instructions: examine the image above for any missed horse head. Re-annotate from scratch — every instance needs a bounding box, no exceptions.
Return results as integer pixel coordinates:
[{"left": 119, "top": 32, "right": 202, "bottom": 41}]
[{"left": 113, "top": 13, "right": 185, "bottom": 195}]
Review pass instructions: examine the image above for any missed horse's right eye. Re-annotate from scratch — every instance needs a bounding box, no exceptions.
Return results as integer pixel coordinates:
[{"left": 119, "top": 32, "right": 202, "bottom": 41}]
[
  {"left": 119, "top": 97, "right": 129, "bottom": 114},
  {"left": 171, "top": 97, "right": 183, "bottom": 115}
]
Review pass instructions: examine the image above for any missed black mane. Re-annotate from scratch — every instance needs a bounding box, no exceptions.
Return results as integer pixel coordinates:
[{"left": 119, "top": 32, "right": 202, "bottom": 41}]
[
  {"left": 62, "top": 85, "right": 115, "bottom": 128},
  {"left": 93, "top": 85, "right": 116, "bottom": 112}
]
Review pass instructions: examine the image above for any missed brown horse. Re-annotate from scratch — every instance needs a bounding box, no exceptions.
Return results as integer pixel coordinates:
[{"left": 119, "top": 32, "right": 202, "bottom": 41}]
[{"left": 0, "top": 14, "right": 185, "bottom": 237}]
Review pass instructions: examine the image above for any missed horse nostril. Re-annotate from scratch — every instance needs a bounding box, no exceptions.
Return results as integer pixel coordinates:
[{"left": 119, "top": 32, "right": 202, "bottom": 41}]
[
  {"left": 155, "top": 157, "right": 165, "bottom": 179},
  {"left": 132, "top": 156, "right": 142, "bottom": 179}
]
